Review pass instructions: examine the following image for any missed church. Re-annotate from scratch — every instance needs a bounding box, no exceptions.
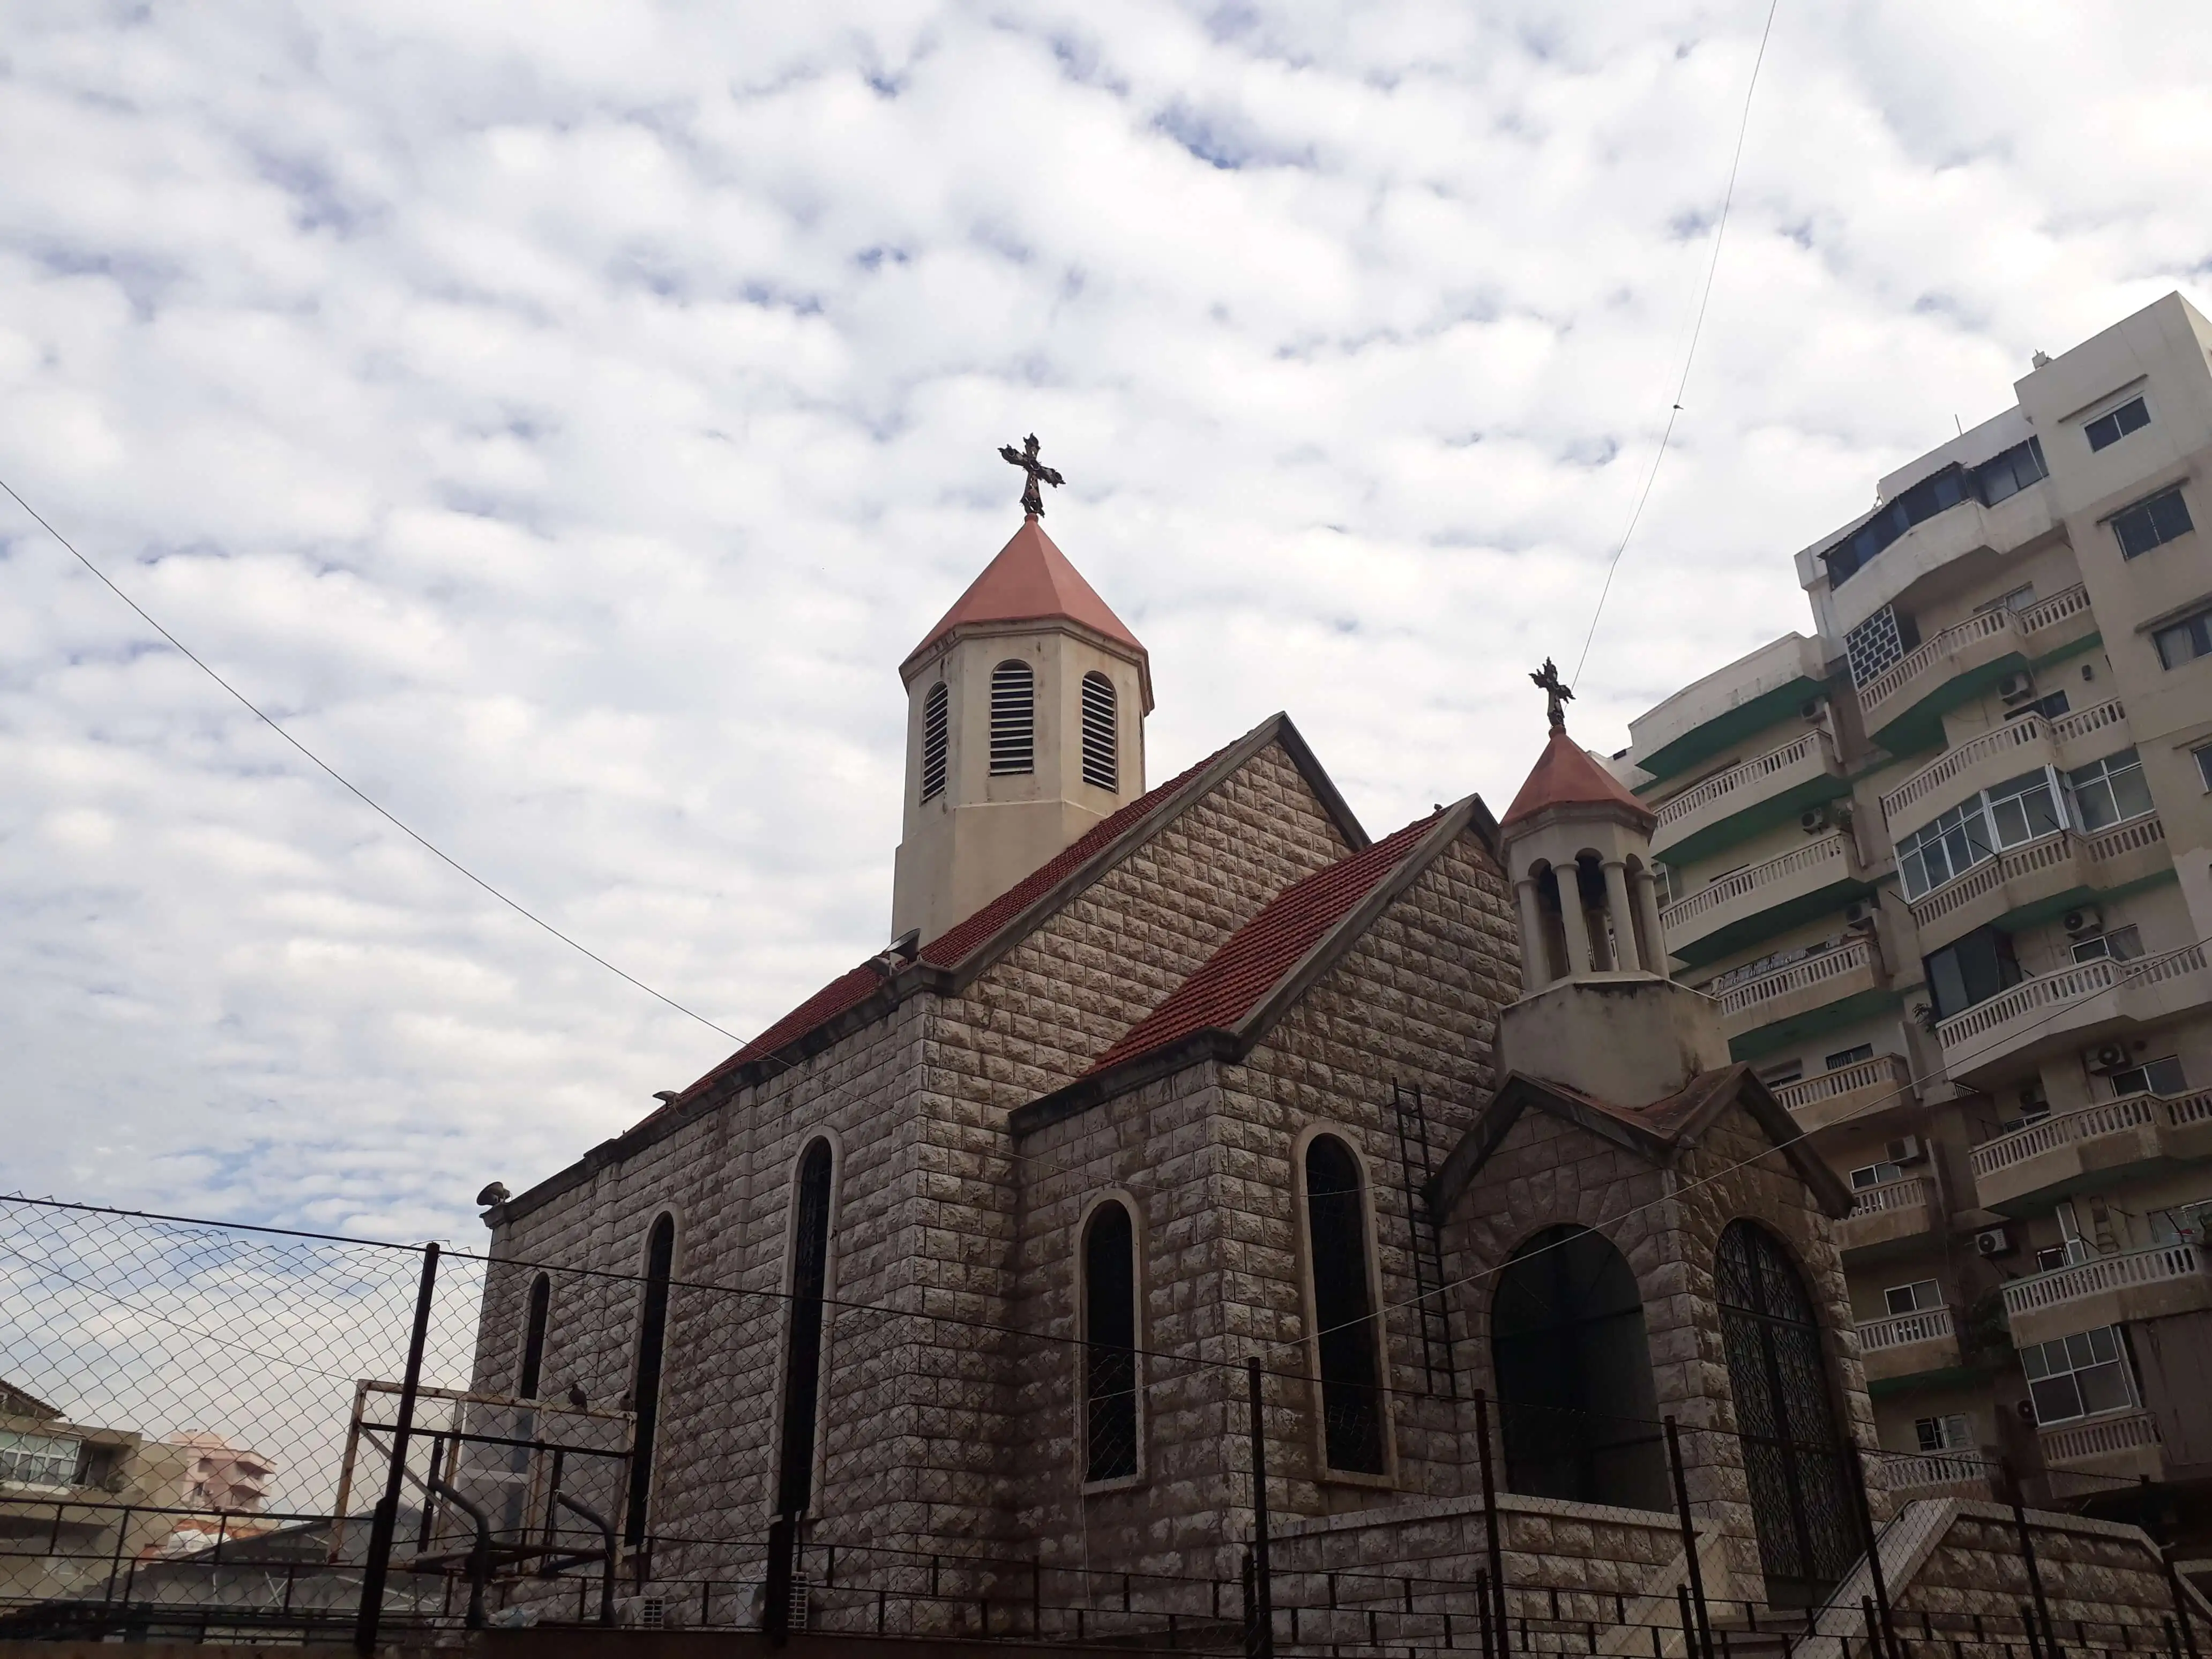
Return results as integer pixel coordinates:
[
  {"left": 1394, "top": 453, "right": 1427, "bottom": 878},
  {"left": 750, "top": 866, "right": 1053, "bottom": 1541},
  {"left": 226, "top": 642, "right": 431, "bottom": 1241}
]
[{"left": 466, "top": 457, "right": 2185, "bottom": 1641}]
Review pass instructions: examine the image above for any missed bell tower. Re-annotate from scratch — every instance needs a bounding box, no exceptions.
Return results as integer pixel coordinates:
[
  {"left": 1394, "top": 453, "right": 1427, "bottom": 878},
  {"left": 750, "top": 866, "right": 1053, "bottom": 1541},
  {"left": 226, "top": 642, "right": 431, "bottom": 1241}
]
[{"left": 891, "top": 510, "right": 1152, "bottom": 945}]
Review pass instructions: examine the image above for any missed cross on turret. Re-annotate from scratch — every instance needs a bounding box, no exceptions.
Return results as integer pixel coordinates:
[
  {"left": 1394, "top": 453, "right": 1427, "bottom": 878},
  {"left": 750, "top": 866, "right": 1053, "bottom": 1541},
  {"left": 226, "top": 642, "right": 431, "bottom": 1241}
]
[
  {"left": 1530, "top": 657, "right": 1574, "bottom": 732},
  {"left": 999, "top": 434, "right": 1064, "bottom": 518}
]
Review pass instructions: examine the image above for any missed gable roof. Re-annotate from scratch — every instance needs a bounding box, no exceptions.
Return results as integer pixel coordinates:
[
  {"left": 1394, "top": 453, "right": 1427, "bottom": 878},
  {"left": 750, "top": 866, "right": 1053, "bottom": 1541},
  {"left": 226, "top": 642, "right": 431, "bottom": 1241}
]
[
  {"left": 1426, "top": 1063, "right": 1852, "bottom": 1220},
  {"left": 1501, "top": 724, "right": 1655, "bottom": 831},
  {"left": 902, "top": 517, "right": 1147, "bottom": 684},
  {"left": 1011, "top": 794, "right": 1501, "bottom": 1135}
]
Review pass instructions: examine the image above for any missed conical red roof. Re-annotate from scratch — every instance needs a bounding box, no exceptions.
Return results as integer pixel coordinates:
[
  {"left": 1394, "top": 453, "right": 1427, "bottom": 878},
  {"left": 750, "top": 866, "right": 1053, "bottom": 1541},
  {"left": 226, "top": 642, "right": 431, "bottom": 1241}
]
[
  {"left": 1501, "top": 726, "right": 1655, "bottom": 830},
  {"left": 905, "top": 517, "right": 1146, "bottom": 670}
]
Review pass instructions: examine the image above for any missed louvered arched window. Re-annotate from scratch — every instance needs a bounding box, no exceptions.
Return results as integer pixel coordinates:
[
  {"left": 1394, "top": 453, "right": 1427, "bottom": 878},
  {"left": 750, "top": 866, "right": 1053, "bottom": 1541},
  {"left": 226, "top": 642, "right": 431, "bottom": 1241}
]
[
  {"left": 989, "top": 661, "right": 1035, "bottom": 775},
  {"left": 921, "top": 682, "right": 950, "bottom": 802},
  {"left": 1080, "top": 672, "right": 1117, "bottom": 791}
]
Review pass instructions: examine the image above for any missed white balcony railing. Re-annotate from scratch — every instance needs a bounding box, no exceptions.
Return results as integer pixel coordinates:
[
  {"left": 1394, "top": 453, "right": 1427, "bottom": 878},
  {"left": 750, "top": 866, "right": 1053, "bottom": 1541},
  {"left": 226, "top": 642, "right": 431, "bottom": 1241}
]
[
  {"left": 1880, "top": 698, "right": 2125, "bottom": 826},
  {"left": 1660, "top": 833, "right": 1854, "bottom": 933},
  {"left": 1970, "top": 1088, "right": 2212, "bottom": 1179},
  {"left": 1715, "top": 935, "right": 1876, "bottom": 1019},
  {"left": 1856, "top": 1302, "right": 1953, "bottom": 1352},
  {"left": 1878, "top": 1450, "right": 1990, "bottom": 1494},
  {"left": 1908, "top": 814, "right": 2165, "bottom": 932},
  {"left": 1772, "top": 1053, "right": 1914, "bottom": 1118},
  {"left": 2000, "top": 1243, "right": 2207, "bottom": 1324},
  {"left": 1655, "top": 731, "right": 1829, "bottom": 829},
  {"left": 1935, "top": 941, "right": 2209, "bottom": 1053},
  {"left": 1859, "top": 584, "right": 2092, "bottom": 724},
  {"left": 1849, "top": 1176, "right": 1931, "bottom": 1221},
  {"left": 2039, "top": 1409, "right": 2162, "bottom": 1467}
]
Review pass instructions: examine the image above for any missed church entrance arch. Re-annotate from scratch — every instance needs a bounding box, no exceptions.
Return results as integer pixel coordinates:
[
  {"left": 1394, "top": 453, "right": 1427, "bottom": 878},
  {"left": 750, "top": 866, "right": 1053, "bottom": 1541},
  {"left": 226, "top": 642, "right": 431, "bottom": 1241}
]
[
  {"left": 1491, "top": 1224, "right": 1667, "bottom": 1510},
  {"left": 1714, "top": 1220, "right": 1859, "bottom": 1603}
]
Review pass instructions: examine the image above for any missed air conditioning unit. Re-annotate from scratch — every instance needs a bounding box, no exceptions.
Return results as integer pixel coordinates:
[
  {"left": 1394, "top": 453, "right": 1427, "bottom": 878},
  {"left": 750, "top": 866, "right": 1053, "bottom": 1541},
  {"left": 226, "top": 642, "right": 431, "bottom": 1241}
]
[
  {"left": 1800, "top": 697, "right": 1828, "bottom": 721},
  {"left": 617, "top": 1596, "right": 671, "bottom": 1630},
  {"left": 2177, "top": 1204, "right": 2212, "bottom": 1247},
  {"left": 1976, "top": 1227, "right": 2015, "bottom": 1258},
  {"left": 2062, "top": 907, "right": 2103, "bottom": 936},
  {"left": 1800, "top": 808, "right": 1831, "bottom": 834},
  {"left": 1843, "top": 900, "right": 1874, "bottom": 929},
  {"left": 1997, "top": 672, "right": 2034, "bottom": 703},
  {"left": 1886, "top": 1134, "right": 1926, "bottom": 1165},
  {"left": 2087, "top": 1043, "right": 2132, "bottom": 1075}
]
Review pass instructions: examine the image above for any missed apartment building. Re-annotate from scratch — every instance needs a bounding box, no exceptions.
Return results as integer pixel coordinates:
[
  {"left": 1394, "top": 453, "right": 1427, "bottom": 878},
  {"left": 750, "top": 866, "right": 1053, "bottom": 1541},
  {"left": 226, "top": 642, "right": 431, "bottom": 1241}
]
[{"left": 1618, "top": 292, "right": 2212, "bottom": 1535}]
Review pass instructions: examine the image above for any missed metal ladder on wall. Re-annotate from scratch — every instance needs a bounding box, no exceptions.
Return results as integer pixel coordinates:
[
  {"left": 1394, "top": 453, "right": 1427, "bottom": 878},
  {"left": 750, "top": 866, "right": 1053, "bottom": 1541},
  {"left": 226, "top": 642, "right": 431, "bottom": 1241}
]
[{"left": 1389, "top": 1081, "right": 1456, "bottom": 1397}]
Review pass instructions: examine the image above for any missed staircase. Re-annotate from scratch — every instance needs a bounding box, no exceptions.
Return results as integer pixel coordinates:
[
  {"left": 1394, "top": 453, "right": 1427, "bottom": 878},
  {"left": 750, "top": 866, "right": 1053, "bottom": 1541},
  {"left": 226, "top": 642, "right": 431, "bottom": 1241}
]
[{"left": 1791, "top": 1499, "right": 1957, "bottom": 1659}]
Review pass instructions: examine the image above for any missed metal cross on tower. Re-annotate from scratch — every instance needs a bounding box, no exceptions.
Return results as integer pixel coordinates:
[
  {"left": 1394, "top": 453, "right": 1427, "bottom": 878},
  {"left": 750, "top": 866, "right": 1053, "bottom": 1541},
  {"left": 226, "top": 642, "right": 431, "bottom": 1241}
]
[
  {"left": 1530, "top": 657, "right": 1574, "bottom": 731},
  {"left": 999, "top": 434, "right": 1064, "bottom": 518}
]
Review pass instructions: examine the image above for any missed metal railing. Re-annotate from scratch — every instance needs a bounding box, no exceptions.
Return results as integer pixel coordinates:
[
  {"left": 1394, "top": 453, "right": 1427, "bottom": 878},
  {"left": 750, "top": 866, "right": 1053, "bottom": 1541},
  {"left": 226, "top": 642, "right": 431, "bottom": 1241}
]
[
  {"left": 1659, "top": 832, "right": 1854, "bottom": 932},
  {"left": 1654, "top": 729, "right": 1830, "bottom": 829},
  {"left": 1855, "top": 1303, "right": 1953, "bottom": 1352},
  {"left": 1935, "top": 940, "right": 2210, "bottom": 1052},
  {"left": 1772, "top": 1053, "right": 1914, "bottom": 1118},
  {"left": 1858, "top": 582, "right": 2091, "bottom": 724},
  {"left": 1715, "top": 935, "right": 1875, "bottom": 1019},
  {"left": 1880, "top": 696, "right": 2125, "bottom": 826},
  {"left": 2000, "top": 1243, "right": 2207, "bottom": 1322}
]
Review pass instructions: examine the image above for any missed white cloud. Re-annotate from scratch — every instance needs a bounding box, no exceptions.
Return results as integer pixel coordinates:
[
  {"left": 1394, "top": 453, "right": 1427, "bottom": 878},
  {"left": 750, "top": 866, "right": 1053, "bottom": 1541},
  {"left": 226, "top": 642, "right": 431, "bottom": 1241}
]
[{"left": 3, "top": 0, "right": 2209, "bottom": 1238}]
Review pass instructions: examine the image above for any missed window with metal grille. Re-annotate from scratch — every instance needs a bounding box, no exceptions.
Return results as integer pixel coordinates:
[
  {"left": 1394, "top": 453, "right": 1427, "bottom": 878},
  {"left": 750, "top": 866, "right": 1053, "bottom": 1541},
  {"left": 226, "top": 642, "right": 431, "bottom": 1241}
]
[
  {"left": 624, "top": 1214, "right": 676, "bottom": 1544},
  {"left": 517, "top": 1273, "right": 550, "bottom": 1399},
  {"left": 1079, "top": 672, "right": 1117, "bottom": 791},
  {"left": 989, "top": 661, "right": 1034, "bottom": 775},
  {"left": 776, "top": 1141, "right": 834, "bottom": 1518},
  {"left": 1845, "top": 605, "right": 1917, "bottom": 689},
  {"left": 1304, "top": 1136, "right": 1386, "bottom": 1475},
  {"left": 1082, "top": 1200, "right": 1139, "bottom": 1482},
  {"left": 920, "top": 682, "right": 950, "bottom": 802}
]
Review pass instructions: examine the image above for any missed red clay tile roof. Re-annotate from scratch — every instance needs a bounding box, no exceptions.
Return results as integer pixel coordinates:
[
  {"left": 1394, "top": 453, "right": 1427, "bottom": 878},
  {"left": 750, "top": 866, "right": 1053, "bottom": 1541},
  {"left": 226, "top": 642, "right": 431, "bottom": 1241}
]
[
  {"left": 905, "top": 517, "right": 1146, "bottom": 669},
  {"left": 1081, "top": 810, "right": 1446, "bottom": 1077},
  {"left": 1500, "top": 725, "right": 1655, "bottom": 829}
]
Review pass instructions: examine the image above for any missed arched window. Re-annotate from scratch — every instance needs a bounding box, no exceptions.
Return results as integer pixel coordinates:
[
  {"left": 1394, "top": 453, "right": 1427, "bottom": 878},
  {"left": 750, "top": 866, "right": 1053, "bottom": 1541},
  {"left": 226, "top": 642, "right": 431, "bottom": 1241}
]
[
  {"left": 1303, "top": 1136, "right": 1386, "bottom": 1474},
  {"left": 1715, "top": 1221, "right": 1859, "bottom": 1604},
  {"left": 1080, "top": 672, "right": 1117, "bottom": 791},
  {"left": 1082, "top": 1201, "right": 1139, "bottom": 1482},
  {"left": 624, "top": 1215, "right": 676, "bottom": 1545},
  {"left": 1491, "top": 1225, "right": 1666, "bottom": 1509},
  {"left": 989, "top": 660, "right": 1035, "bottom": 775},
  {"left": 921, "top": 682, "right": 950, "bottom": 802},
  {"left": 517, "top": 1273, "right": 551, "bottom": 1400},
  {"left": 776, "top": 1141, "right": 835, "bottom": 1517}
]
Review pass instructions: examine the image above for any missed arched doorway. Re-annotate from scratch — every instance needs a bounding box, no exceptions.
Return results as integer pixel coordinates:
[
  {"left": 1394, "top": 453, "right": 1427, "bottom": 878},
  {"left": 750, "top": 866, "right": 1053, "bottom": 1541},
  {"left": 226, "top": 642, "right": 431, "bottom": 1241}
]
[
  {"left": 1714, "top": 1221, "right": 1859, "bottom": 1603},
  {"left": 1491, "top": 1225, "right": 1667, "bottom": 1510}
]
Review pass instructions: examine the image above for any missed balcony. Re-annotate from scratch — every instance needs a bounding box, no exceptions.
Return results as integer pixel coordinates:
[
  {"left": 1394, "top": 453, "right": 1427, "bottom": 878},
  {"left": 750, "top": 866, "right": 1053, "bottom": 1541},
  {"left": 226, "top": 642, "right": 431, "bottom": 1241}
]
[
  {"left": 1855, "top": 1303, "right": 1962, "bottom": 1385},
  {"left": 2038, "top": 1409, "right": 2165, "bottom": 1488},
  {"left": 1878, "top": 1449, "right": 1995, "bottom": 1501},
  {"left": 1934, "top": 941, "right": 2212, "bottom": 1088},
  {"left": 1857, "top": 584, "right": 2095, "bottom": 754},
  {"left": 1712, "top": 934, "right": 1886, "bottom": 1050},
  {"left": 1907, "top": 814, "right": 2170, "bottom": 953},
  {"left": 1773, "top": 1053, "right": 1917, "bottom": 1134},
  {"left": 1880, "top": 698, "right": 2128, "bottom": 829},
  {"left": 1839, "top": 1177, "right": 1938, "bottom": 1257},
  {"left": 1660, "top": 833, "right": 1872, "bottom": 967},
  {"left": 1651, "top": 730, "right": 1851, "bottom": 866},
  {"left": 1999, "top": 1243, "right": 2212, "bottom": 1347},
  {"left": 1970, "top": 1088, "right": 2212, "bottom": 1215}
]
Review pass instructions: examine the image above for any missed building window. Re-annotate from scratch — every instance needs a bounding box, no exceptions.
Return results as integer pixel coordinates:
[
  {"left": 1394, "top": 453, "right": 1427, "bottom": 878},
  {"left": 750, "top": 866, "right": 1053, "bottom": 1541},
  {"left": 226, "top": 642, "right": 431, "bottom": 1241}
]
[
  {"left": 989, "top": 661, "right": 1035, "bottom": 775},
  {"left": 624, "top": 1214, "right": 676, "bottom": 1545},
  {"left": 2083, "top": 395, "right": 2151, "bottom": 452},
  {"left": 2196, "top": 746, "right": 2212, "bottom": 792},
  {"left": 2155, "top": 608, "right": 2212, "bottom": 669},
  {"left": 1897, "top": 769, "right": 2065, "bottom": 900},
  {"left": 1823, "top": 468, "right": 1970, "bottom": 589},
  {"left": 1757, "top": 1059, "right": 1805, "bottom": 1089},
  {"left": 2109, "top": 1054, "right": 2185, "bottom": 1098},
  {"left": 776, "top": 1141, "right": 834, "bottom": 1518},
  {"left": 1303, "top": 1135, "right": 1386, "bottom": 1475},
  {"left": 518, "top": 1273, "right": 551, "bottom": 1399},
  {"left": 1824, "top": 1043, "right": 1874, "bottom": 1072},
  {"left": 1971, "top": 436, "right": 2048, "bottom": 506},
  {"left": 2020, "top": 1326, "right": 2136, "bottom": 1425},
  {"left": 2006, "top": 690, "right": 2069, "bottom": 722},
  {"left": 1845, "top": 605, "right": 1918, "bottom": 688},
  {"left": 1850, "top": 1161, "right": 1904, "bottom": 1191},
  {"left": 2072, "top": 924, "right": 2143, "bottom": 965},
  {"left": 1883, "top": 1279, "right": 1942, "bottom": 1317},
  {"left": 1924, "top": 925, "right": 2022, "bottom": 1021},
  {"left": 920, "top": 682, "right": 950, "bottom": 802},
  {"left": 1081, "top": 1200, "right": 1139, "bottom": 1482},
  {"left": 1079, "top": 672, "right": 1118, "bottom": 792},
  {"left": 1914, "top": 1414, "right": 1972, "bottom": 1453},
  {"left": 2067, "top": 748, "right": 2153, "bottom": 831},
  {"left": 0, "top": 1431, "right": 84, "bottom": 1489},
  {"left": 2111, "top": 487, "right": 2193, "bottom": 559}
]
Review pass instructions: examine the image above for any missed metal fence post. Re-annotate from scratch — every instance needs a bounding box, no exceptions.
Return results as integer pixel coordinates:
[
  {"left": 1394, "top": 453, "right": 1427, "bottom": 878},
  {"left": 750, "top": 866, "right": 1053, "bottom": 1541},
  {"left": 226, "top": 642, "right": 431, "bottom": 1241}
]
[
  {"left": 2002, "top": 1460, "right": 2064, "bottom": 1659},
  {"left": 2169, "top": 1550, "right": 2203, "bottom": 1659},
  {"left": 1246, "top": 1358, "right": 1275, "bottom": 1659},
  {"left": 764, "top": 1514, "right": 794, "bottom": 1647},
  {"left": 1666, "top": 1418, "right": 1712, "bottom": 1659},
  {"left": 1845, "top": 1440, "right": 1901, "bottom": 1659},
  {"left": 1475, "top": 1389, "right": 1511, "bottom": 1659},
  {"left": 354, "top": 1241, "right": 439, "bottom": 1657}
]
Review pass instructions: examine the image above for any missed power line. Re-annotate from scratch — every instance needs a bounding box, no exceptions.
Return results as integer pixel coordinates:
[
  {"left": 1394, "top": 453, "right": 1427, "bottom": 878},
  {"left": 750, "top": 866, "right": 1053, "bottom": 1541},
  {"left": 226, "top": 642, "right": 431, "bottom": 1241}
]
[
  {"left": 1572, "top": 0, "right": 1782, "bottom": 687},
  {"left": 1, "top": 475, "right": 742, "bottom": 1045}
]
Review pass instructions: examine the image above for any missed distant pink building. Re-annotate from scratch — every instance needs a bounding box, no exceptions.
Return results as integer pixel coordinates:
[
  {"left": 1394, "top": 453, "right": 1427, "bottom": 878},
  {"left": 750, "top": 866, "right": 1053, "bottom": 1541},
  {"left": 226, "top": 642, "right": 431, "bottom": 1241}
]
[{"left": 169, "top": 1433, "right": 276, "bottom": 1512}]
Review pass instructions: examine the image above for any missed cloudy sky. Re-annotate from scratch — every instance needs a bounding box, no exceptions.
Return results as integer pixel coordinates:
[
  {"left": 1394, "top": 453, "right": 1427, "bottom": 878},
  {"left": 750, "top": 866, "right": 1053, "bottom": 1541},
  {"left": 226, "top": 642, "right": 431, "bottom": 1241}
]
[{"left": 5, "top": 2, "right": 2210, "bottom": 1241}]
